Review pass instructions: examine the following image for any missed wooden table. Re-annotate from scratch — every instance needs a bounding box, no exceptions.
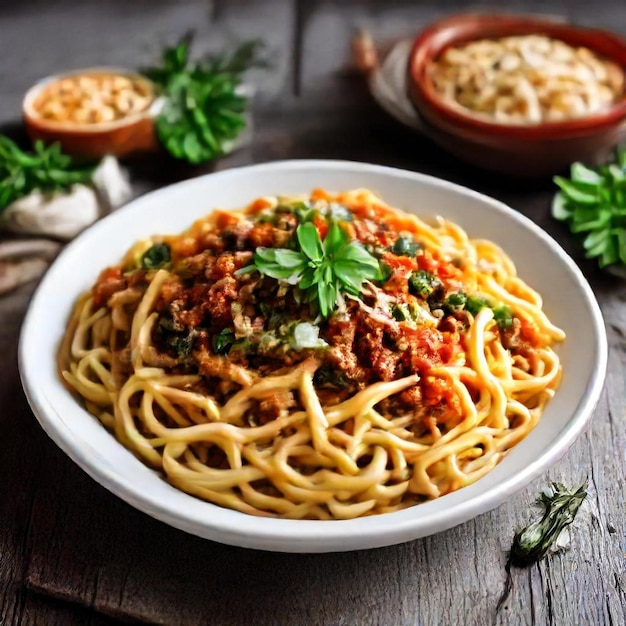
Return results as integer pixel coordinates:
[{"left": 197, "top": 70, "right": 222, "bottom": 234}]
[{"left": 1, "top": 2, "right": 625, "bottom": 624}]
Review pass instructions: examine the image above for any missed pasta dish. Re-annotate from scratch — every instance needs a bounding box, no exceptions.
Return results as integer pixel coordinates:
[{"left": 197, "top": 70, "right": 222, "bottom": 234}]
[{"left": 59, "top": 189, "right": 564, "bottom": 520}]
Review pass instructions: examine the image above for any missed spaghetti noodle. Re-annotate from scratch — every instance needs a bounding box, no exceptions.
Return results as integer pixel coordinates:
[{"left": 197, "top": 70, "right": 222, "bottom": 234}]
[{"left": 59, "top": 189, "right": 564, "bottom": 520}]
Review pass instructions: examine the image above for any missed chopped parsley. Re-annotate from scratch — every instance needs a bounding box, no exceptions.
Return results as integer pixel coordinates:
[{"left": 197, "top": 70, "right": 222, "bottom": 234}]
[
  {"left": 141, "top": 243, "right": 171, "bottom": 270},
  {"left": 212, "top": 328, "right": 236, "bottom": 355},
  {"left": 493, "top": 305, "right": 514, "bottom": 330},
  {"left": 314, "top": 364, "right": 350, "bottom": 388},
  {"left": 444, "top": 291, "right": 467, "bottom": 313},
  {"left": 465, "top": 294, "right": 491, "bottom": 316},
  {"left": 409, "top": 270, "right": 441, "bottom": 298},
  {"left": 448, "top": 292, "right": 514, "bottom": 331},
  {"left": 391, "top": 303, "right": 411, "bottom": 321},
  {"left": 390, "top": 235, "right": 420, "bottom": 257},
  {"left": 168, "top": 333, "right": 195, "bottom": 358}
]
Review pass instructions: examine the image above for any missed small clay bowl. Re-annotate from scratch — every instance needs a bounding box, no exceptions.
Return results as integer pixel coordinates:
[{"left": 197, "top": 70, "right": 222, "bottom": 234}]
[{"left": 23, "top": 67, "right": 160, "bottom": 159}]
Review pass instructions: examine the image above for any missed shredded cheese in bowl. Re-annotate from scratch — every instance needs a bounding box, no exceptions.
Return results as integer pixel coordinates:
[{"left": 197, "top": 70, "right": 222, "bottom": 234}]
[{"left": 429, "top": 35, "right": 624, "bottom": 124}]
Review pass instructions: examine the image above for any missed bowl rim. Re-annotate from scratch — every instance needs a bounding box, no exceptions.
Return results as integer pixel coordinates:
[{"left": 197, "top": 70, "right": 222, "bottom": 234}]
[
  {"left": 18, "top": 159, "right": 609, "bottom": 552},
  {"left": 407, "top": 12, "right": 626, "bottom": 139},
  {"left": 22, "top": 66, "right": 158, "bottom": 134}
]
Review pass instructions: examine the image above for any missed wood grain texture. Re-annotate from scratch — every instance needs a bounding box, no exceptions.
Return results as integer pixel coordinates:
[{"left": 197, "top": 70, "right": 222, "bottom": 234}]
[{"left": 0, "top": 1, "right": 625, "bottom": 625}]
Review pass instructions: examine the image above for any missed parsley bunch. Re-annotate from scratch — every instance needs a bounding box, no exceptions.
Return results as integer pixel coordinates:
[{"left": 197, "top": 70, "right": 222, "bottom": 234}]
[
  {"left": 144, "top": 36, "right": 261, "bottom": 164},
  {"left": 552, "top": 150, "right": 626, "bottom": 270},
  {"left": 239, "top": 221, "right": 382, "bottom": 318},
  {"left": 0, "top": 136, "right": 94, "bottom": 212}
]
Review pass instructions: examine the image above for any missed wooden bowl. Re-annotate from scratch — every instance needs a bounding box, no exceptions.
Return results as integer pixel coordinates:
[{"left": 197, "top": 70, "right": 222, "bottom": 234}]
[
  {"left": 23, "top": 67, "right": 159, "bottom": 159},
  {"left": 407, "top": 14, "right": 626, "bottom": 177}
]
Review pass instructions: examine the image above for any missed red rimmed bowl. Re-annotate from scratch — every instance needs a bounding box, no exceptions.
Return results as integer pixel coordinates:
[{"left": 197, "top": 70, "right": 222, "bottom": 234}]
[{"left": 407, "top": 14, "right": 626, "bottom": 177}]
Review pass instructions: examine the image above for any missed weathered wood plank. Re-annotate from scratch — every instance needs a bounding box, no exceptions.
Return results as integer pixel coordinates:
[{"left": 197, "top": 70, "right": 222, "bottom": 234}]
[
  {"left": 17, "top": 590, "right": 123, "bottom": 626},
  {"left": 1, "top": 1, "right": 625, "bottom": 625},
  {"left": 0, "top": 281, "right": 57, "bottom": 626}
]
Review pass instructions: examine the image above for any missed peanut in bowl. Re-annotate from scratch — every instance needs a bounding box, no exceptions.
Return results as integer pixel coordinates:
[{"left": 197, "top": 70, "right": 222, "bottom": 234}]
[{"left": 23, "top": 67, "right": 160, "bottom": 159}]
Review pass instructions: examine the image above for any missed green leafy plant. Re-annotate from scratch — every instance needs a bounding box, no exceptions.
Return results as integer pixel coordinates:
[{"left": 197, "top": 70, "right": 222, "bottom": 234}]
[
  {"left": 553, "top": 150, "right": 626, "bottom": 269},
  {"left": 238, "top": 221, "right": 382, "bottom": 318},
  {"left": 0, "top": 136, "right": 94, "bottom": 212},
  {"left": 144, "top": 35, "right": 262, "bottom": 165}
]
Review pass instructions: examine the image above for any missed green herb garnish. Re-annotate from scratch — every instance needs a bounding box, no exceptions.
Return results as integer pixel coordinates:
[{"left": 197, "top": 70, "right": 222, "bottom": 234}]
[
  {"left": 465, "top": 294, "right": 490, "bottom": 316},
  {"left": 0, "top": 136, "right": 94, "bottom": 212},
  {"left": 238, "top": 220, "right": 382, "bottom": 318},
  {"left": 168, "top": 333, "right": 195, "bottom": 358},
  {"left": 426, "top": 288, "right": 513, "bottom": 331},
  {"left": 459, "top": 294, "right": 513, "bottom": 331},
  {"left": 510, "top": 481, "right": 588, "bottom": 567},
  {"left": 141, "top": 243, "right": 171, "bottom": 270},
  {"left": 314, "top": 364, "right": 350, "bottom": 389},
  {"left": 444, "top": 291, "right": 467, "bottom": 313},
  {"left": 158, "top": 315, "right": 195, "bottom": 359},
  {"left": 553, "top": 150, "right": 626, "bottom": 269},
  {"left": 144, "top": 36, "right": 263, "bottom": 164},
  {"left": 379, "top": 262, "right": 393, "bottom": 283},
  {"left": 212, "top": 328, "right": 236, "bottom": 355},
  {"left": 270, "top": 200, "right": 314, "bottom": 225},
  {"left": 493, "top": 304, "right": 514, "bottom": 331},
  {"left": 391, "top": 303, "right": 410, "bottom": 321},
  {"left": 408, "top": 270, "right": 440, "bottom": 298},
  {"left": 391, "top": 235, "right": 420, "bottom": 257}
]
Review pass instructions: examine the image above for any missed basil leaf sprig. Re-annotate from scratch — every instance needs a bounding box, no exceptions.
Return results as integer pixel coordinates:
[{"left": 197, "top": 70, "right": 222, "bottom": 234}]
[
  {"left": 510, "top": 481, "right": 588, "bottom": 567},
  {"left": 552, "top": 150, "right": 626, "bottom": 270},
  {"left": 238, "top": 220, "right": 382, "bottom": 318},
  {"left": 0, "top": 136, "right": 94, "bottom": 213},
  {"left": 144, "top": 36, "right": 263, "bottom": 165}
]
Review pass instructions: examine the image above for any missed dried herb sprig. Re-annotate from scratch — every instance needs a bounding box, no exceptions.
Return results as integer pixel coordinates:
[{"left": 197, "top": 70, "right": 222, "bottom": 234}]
[
  {"left": 509, "top": 481, "right": 588, "bottom": 567},
  {"left": 495, "top": 481, "right": 588, "bottom": 616}
]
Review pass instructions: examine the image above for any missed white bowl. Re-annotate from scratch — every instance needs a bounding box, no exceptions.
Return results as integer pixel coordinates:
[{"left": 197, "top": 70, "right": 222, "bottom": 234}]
[{"left": 19, "top": 160, "right": 607, "bottom": 553}]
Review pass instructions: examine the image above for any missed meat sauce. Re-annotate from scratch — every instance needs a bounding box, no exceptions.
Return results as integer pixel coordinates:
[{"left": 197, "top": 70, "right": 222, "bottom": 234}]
[{"left": 92, "top": 192, "right": 541, "bottom": 425}]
